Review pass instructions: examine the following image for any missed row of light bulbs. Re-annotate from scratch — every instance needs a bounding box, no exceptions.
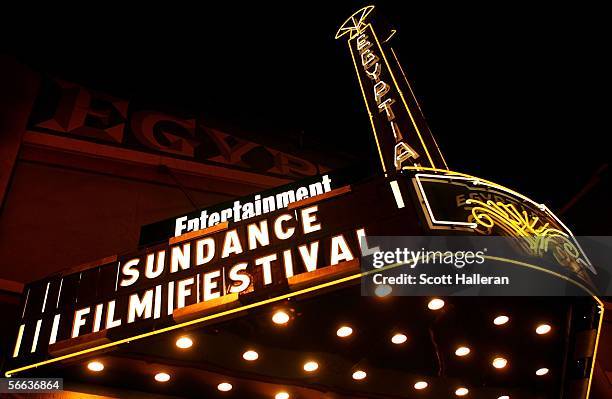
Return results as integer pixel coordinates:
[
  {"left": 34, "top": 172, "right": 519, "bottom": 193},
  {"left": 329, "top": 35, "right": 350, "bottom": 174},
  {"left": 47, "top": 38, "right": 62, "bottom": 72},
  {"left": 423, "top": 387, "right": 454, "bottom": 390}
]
[
  {"left": 87, "top": 356, "right": 542, "bottom": 399},
  {"left": 86, "top": 357, "right": 291, "bottom": 398},
  {"left": 83, "top": 297, "right": 552, "bottom": 397}
]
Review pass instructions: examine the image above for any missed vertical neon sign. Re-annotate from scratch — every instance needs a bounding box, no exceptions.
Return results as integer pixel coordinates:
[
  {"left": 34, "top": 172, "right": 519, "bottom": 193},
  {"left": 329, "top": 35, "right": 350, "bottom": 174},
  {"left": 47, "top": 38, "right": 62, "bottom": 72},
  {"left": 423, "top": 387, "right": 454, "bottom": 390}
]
[{"left": 336, "top": 6, "right": 448, "bottom": 173}]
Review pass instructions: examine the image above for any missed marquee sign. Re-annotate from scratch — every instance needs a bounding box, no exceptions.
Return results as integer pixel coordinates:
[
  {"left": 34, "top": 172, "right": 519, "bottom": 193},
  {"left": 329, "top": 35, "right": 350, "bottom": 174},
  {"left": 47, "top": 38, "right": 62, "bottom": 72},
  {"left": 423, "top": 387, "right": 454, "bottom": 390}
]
[
  {"left": 8, "top": 169, "right": 602, "bottom": 377},
  {"left": 7, "top": 176, "right": 417, "bottom": 374},
  {"left": 409, "top": 169, "right": 597, "bottom": 287},
  {"left": 335, "top": 6, "right": 447, "bottom": 173}
]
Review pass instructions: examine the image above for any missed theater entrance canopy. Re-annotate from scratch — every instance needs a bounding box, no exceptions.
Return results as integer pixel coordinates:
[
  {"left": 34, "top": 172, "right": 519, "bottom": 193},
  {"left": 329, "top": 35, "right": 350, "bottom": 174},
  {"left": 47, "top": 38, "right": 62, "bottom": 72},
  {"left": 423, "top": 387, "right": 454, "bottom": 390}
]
[{"left": 6, "top": 167, "right": 605, "bottom": 398}]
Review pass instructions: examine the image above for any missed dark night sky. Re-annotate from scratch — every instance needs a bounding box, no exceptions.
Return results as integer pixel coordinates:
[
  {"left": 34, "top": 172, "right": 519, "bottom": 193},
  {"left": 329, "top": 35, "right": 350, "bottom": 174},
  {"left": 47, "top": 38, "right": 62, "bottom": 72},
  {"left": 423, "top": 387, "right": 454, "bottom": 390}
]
[{"left": 6, "top": 1, "right": 609, "bottom": 231}]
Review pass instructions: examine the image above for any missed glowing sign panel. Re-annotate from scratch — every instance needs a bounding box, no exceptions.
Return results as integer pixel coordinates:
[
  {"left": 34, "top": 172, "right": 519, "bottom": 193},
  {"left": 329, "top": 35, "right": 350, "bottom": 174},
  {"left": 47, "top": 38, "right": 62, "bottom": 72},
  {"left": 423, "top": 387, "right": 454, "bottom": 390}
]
[
  {"left": 411, "top": 171, "right": 596, "bottom": 285},
  {"left": 8, "top": 177, "right": 414, "bottom": 372}
]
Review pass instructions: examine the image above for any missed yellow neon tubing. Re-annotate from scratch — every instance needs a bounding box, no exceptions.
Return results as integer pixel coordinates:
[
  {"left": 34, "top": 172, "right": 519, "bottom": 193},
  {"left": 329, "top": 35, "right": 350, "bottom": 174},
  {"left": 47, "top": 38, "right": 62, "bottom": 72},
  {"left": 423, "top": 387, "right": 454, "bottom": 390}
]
[
  {"left": 389, "top": 47, "right": 449, "bottom": 170},
  {"left": 349, "top": 41, "right": 387, "bottom": 173},
  {"left": 404, "top": 166, "right": 545, "bottom": 205},
  {"left": 368, "top": 24, "right": 436, "bottom": 169}
]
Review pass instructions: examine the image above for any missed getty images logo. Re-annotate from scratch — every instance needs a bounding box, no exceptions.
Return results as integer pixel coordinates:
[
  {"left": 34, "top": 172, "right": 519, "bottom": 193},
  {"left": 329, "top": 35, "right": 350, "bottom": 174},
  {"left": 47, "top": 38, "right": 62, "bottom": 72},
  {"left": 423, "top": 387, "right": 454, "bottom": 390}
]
[{"left": 372, "top": 248, "right": 488, "bottom": 269}]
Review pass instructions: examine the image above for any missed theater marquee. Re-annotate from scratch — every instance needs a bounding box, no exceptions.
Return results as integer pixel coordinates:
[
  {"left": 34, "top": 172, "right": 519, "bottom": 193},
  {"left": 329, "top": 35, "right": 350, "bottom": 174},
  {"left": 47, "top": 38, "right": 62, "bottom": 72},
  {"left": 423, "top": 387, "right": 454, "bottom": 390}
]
[
  {"left": 7, "top": 168, "right": 600, "bottom": 377},
  {"left": 7, "top": 176, "right": 416, "bottom": 375}
]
